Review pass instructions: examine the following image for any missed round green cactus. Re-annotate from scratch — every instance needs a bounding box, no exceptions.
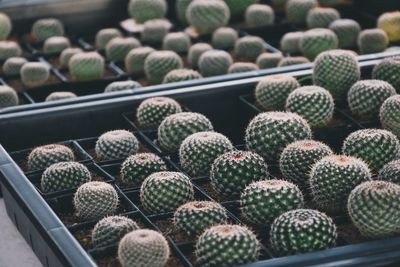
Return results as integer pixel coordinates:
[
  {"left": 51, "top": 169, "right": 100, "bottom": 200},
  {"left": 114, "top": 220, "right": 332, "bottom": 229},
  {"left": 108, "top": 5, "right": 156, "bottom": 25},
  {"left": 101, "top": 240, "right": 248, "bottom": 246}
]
[
  {"left": 256, "top": 52, "right": 283, "bottom": 69},
  {"left": 144, "top": 51, "right": 183, "bottom": 84},
  {"left": 31, "top": 18, "right": 64, "bottom": 42},
  {"left": 255, "top": 75, "right": 300, "bottom": 110},
  {"left": 348, "top": 181, "right": 400, "bottom": 238},
  {"left": 286, "top": 0, "right": 318, "bottom": 25},
  {"left": 329, "top": 19, "right": 361, "bottom": 48},
  {"left": 358, "top": 29, "right": 389, "bottom": 55},
  {"left": 41, "top": 162, "right": 91, "bottom": 193},
  {"left": 278, "top": 56, "right": 310, "bottom": 67},
  {"left": 104, "top": 80, "right": 142, "bottom": 93},
  {"left": 0, "top": 12, "right": 11, "bottom": 40},
  {"left": 140, "top": 171, "right": 194, "bottom": 213},
  {"left": 69, "top": 52, "right": 105, "bottom": 81},
  {"left": 43, "top": 36, "right": 70, "bottom": 54},
  {"left": 174, "top": 201, "right": 227, "bottom": 236},
  {"left": 176, "top": 0, "right": 193, "bottom": 25},
  {"left": 95, "top": 130, "right": 139, "bottom": 161},
  {"left": 280, "top": 32, "right": 304, "bottom": 54},
  {"left": 0, "top": 85, "right": 18, "bottom": 108},
  {"left": 198, "top": 50, "right": 233, "bottom": 77},
  {"left": 2, "top": 57, "right": 27, "bottom": 76},
  {"left": 92, "top": 216, "right": 139, "bottom": 248},
  {"left": 28, "top": 144, "right": 75, "bottom": 171},
  {"left": 245, "top": 112, "right": 312, "bottom": 163},
  {"left": 380, "top": 95, "right": 400, "bottom": 138},
  {"left": 270, "top": 209, "right": 337, "bottom": 255},
  {"left": 20, "top": 62, "right": 50, "bottom": 88},
  {"left": 45, "top": 91, "right": 77, "bottom": 102},
  {"left": 125, "top": 46, "right": 155, "bottom": 76},
  {"left": 235, "top": 36, "right": 265, "bottom": 62},
  {"left": 128, "top": 0, "right": 168, "bottom": 23},
  {"left": 141, "top": 19, "right": 171, "bottom": 44},
  {"left": 245, "top": 4, "right": 275, "bottom": 28},
  {"left": 136, "top": 96, "right": 182, "bottom": 128},
  {"left": 300, "top": 28, "right": 338, "bottom": 60},
  {"left": 106, "top": 37, "right": 141, "bottom": 62},
  {"left": 118, "top": 229, "right": 170, "bottom": 267},
  {"left": 120, "top": 153, "right": 167, "bottom": 185},
  {"left": 342, "top": 129, "right": 400, "bottom": 173},
  {"left": 163, "top": 69, "right": 202, "bottom": 83},
  {"left": 306, "top": 7, "right": 340, "bottom": 29},
  {"left": 73, "top": 181, "right": 119, "bottom": 220},
  {"left": 162, "top": 32, "right": 191, "bottom": 54},
  {"left": 379, "top": 159, "right": 400, "bottom": 184},
  {"left": 378, "top": 11, "right": 400, "bottom": 42},
  {"left": 241, "top": 180, "right": 304, "bottom": 225},
  {"left": 59, "top": 48, "right": 82, "bottom": 69},
  {"left": 228, "top": 62, "right": 259, "bottom": 73},
  {"left": 95, "top": 28, "right": 122, "bottom": 50},
  {"left": 372, "top": 57, "right": 400, "bottom": 92},
  {"left": 211, "top": 27, "right": 238, "bottom": 50},
  {"left": 0, "top": 41, "right": 22, "bottom": 61},
  {"left": 224, "top": 0, "right": 259, "bottom": 20},
  {"left": 188, "top": 43, "right": 213, "bottom": 68},
  {"left": 195, "top": 224, "right": 260, "bottom": 267}
]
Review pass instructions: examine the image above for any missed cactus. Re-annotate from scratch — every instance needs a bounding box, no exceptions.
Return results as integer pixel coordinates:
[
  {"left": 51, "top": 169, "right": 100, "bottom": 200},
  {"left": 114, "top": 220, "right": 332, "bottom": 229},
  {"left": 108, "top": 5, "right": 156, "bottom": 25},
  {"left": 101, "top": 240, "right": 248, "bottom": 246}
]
[
  {"left": 270, "top": 209, "right": 337, "bottom": 255},
  {"left": 278, "top": 56, "right": 310, "bottom": 67},
  {"left": 95, "top": 28, "right": 122, "bottom": 50},
  {"left": 186, "top": 0, "right": 230, "bottom": 35},
  {"left": 69, "top": 52, "right": 105, "bottom": 81},
  {"left": 179, "top": 131, "right": 234, "bottom": 176},
  {"left": 211, "top": 27, "right": 238, "bottom": 50},
  {"left": 224, "top": 0, "right": 259, "bottom": 19},
  {"left": 348, "top": 80, "right": 396, "bottom": 119},
  {"left": 128, "top": 0, "right": 167, "bottom": 23},
  {"left": 41, "top": 162, "right": 91, "bottom": 193},
  {"left": 379, "top": 159, "right": 400, "bottom": 185},
  {"left": 245, "top": 112, "right": 312, "bottom": 163},
  {"left": 174, "top": 201, "right": 227, "bottom": 236},
  {"left": 300, "top": 28, "right": 338, "bottom": 60},
  {"left": 144, "top": 51, "right": 183, "bottom": 84},
  {"left": 59, "top": 48, "right": 82, "bottom": 69},
  {"left": 245, "top": 4, "right": 275, "bottom": 28},
  {"left": 31, "top": 18, "right": 64, "bottom": 42},
  {"left": 313, "top": 49, "right": 360, "bottom": 103},
  {"left": 228, "top": 62, "right": 259, "bottom": 73},
  {"left": 125, "top": 47, "right": 155, "bottom": 76},
  {"left": 0, "top": 12, "right": 11, "bottom": 40},
  {"left": 306, "top": 7, "right": 340, "bottom": 29},
  {"left": 286, "top": 0, "right": 318, "bottom": 25},
  {"left": 188, "top": 43, "right": 213, "bottom": 69},
  {"left": 286, "top": 85, "right": 335, "bottom": 127},
  {"left": 198, "top": 50, "right": 233, "bottom": 77},
  {"left": 95, "top": 130, "right": 139, "bottom": 161},
  {"left": 280, "top": 32, "right": 304, "bottom": 54},
  {"left": 358, "top": 29, "right": 389, "bottom": 54},
  {"left": 0, "top": 41, "right": 22, "bottom": 61},
  {"left": 118, "top": 229, "right": 170, "bottom": 267},
  {"left": 255, "top": 75, "right": 300, "bottom": 110},
  {"left": 120, "top": 153, "right": 167, "bottom": 185},
  {"left": 372, "top": 57, "right": 400, "bottom": 92},
  {"left": 195, "top": 224, "right": 260, "bottom": 267},
  {"left": 141, "top": 19, "right": 171, "bottom": 44},
  {"left": 176, "top": 0, "right": 193, "bottom": 25},
  {"left": 241, "top": 180, "right": 304, "bottom": 225},
  {"left": 43, "top": 36, "right": 71, "bottom": 54},
  {"left": 343, "top": 129, "right": 400, "bottom": 173},
  {"left": 28, "top": 144, "right": 75, "bottom": 171},
  {"left": 104, "top": 80, "right": 142, "bottom": 93},
  {"left": 0, "top": 85, "right": 18, "bottom": 108},
  {"left": 2, "top": 57, "right": 27, "bottom": 76},
  {"left": 106, "top": 37, "right": 141, "bottom": 62},
  {"left": 378, "top": 11, "right": 400, "bottom": 42},
  {"left": 380, "top": 95, "right": 400, "bottom": 138},
  {"left": 348, "top": 181, "right": 400, "bottom": 238},
  {"left": 162, "top": 32, "right": 191, "bottom": 54},
  {"left": 92, "top": 216, "right": 139, "bottom": 248},
  {"left": 163, "top": 69, "right": 202, "bottom": 83},
  {"left": 329, "top": 19, "right": 361, "bottom": 48},
  {"left": 256, "top": 52, "right": 283, "bottom": 69},
  {"left": 45, "top": 91, "right": 77, "bottom": 102},
  {"left": 158, "top": 112, "right": 213, "bottom": 153},
  {"left": 235, "top": 36, "right": 265, "bottom": 62},
  {"left": 136, "top": 96, "right": 182, "bottom": 128},
  {"left": 140, "top": 171, "right": 194, "bottom": 213},
  {"left": 20, "top": 62, "right": 50, "bottom": 88}
]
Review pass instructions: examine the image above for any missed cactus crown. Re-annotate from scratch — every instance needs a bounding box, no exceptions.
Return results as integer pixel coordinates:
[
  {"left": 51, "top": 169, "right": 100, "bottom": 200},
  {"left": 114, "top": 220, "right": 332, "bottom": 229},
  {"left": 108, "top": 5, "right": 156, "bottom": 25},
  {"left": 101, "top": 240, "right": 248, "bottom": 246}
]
[
  {"left": 256, "top": 52, "right": 283, "bottom": 69},
  {"left": 0, "top": 85, "right": 18, "bottom": 108},
  {"left": 163, "top": 69, "right": 202, "bottom": 83},
  {"left": 144, "top": 50, "right": 183, "bottom": 84},
  {"left": 280, "top": 31, "right": 304, "bottom": 54},
  {"left": 43, "top": 36, "right": 71, "bottom": 54},
  {"left": 329, "top": 19, "right": 361, "bottom": 48},
  {"left": 198, "top": 49, "right": 233, "bottom": 77},
  {"left": 69, "top": 52, "right": 105, "bottom": 81},
  {"left": 3, "top": 57, "right": 27, "bottom": 76},
  {"left": 306, "top": 7, "right": 340, "bottom": 29},
  {"left": 141, "top": 19, "right": 172, "bottom": 44},
  {"left": 95, "top": 28, "right": 122, "bottom": 49},
  {"left": 95, "top": 130, "right": 139, "bottom": 161},
  {"left": 228, "top": 62, "right": 259, "bottom": 74},
  {"left": 211, "top": 27, "right": 238, "bottom": 50},
  {"left": 31, "top": 18, "right": 64, "bottom": 42},
  {"left": 0, "top": 41, "right": 22, "bottom": 60},
  {"left": 245, "top": 4, "right": 275, "bottom": 28},
  {"left": 300, "top": 28, "right": 339, "bottom": 60},
  {"left": 358, "top": 29, "right": 389, "bottom": 54},
  {"left": 125, "top": 46, "right": 155, "bottom": 76},
  {"left": 45, "top": 91, "right": 77, "bottom": 102},
  {"left": 188, "top": 43, "right": 213, "bottom": 68},
  {"left": 162, "top": 32, "right": 191, "bottom": 54},
  {"left": 104, "top": 81, "right": 142, "bottom": 93},
  {"left": 372, "top": 56, "right": 400, "bottom": 91},
  {"left": 235, "top": 36, "right": 266, "bottom": 62},
  {"left": 128, "top": 0, "right": 168, "bottom": 23},
  {"left": 59, "top": 48, "right": 83, "bottom": 69},
  {"left": 136, "top": 96, "right": 182, "bottom": 128},
  {"left": 28, "top": 144, "right": 75, "bottom": 171},
  {"left": 20, "top": 62, "right": 50, "bottom": 88},
  {"left": 106, "top": 37, "right": 142, "bottom": 62},
  {"left": 380, "top": 95, "right": 400, "bottom": 139}
]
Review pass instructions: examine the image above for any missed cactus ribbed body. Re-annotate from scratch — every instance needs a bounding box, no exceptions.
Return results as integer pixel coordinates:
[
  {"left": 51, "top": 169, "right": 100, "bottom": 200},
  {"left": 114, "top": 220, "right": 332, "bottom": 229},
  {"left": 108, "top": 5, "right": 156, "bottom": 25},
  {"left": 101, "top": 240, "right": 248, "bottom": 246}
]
[
  {"left": 211, "top": 27, "right": 238, "bottom": 50},
  {"left": 136, "top": 96, "right": 182, "bottom": 128},
  {"left": 128, "top": 0, "right": 168, "bottom": 23},
  {"left": 31, "top": 18, "right": 64, "bottom": 42},
  {"left": 188, "top": 43, "right": 213, "bottom": 68},
  {"left": 380, "top": 95, "right": 400, "bottom": 138},
  {"left": 43, "top": 36, "right": 70, "bottom": 54},
  {"left": 329, "top": 19, "right": 361, "bottom": 48},
  {"left": 224, "top": 0, "right": 259, "bottom": 19},
  {"left": 69, "top": 52, "right": 105, "bottom": 81},
  {"left": 141, "top": 19, "right": 171, "bottom": 44},
  {"left": 106, "top": 37, "right": 141, "bottom": 62},
  {"left": 162, "top": 32, "right": 191, "bottom": 54},
  {"left": 125, "top": 47, "right": 155, "bottom": 76},
  {"left": 278, "top": 56, "right": 310, "bottom": 67},
  {"left": 163, "top": 69, "right": 202, "bottom": 83},
  {"left": 45, "top": 91, "right": 77, "bottom": 102},
  {"left": 280, "top": 32, "right": 304, "bottom": 54},
  {"left": 228, "top": 62, "right": 259, "bottom": 73},
  {"left": 95, "top": 28, "right": 122, "bottom": 50},
  {"left": 379, "top": 159, "right": 400, "bottom": 184},
  {"left": 104, "top": 81, "right": 142, "bottom": 93},
  {"left": 306, "top": 7, "right": 340, "bottom": 29},
  {"left": 378, "top": 11, "right": 400, "bottom": 42},
  {"left": 245, "top": 4, "right": 275, "bottom": 28},
  {"left": 235, "top": 36, "right": 265, "bottom": 62},
  {"left": 300, "top": 28, "right": 338, "bottom": 60},
  {"left": 0, "top": 13, "right": 11, "bottom": 40},
  {"left": 0, "top": 41, "right": 22, "bottom": 61},
  {"left": 0, "top": 85, "right": 18, "bottom": 108},
  {"left": 2, "top": 57, "right": 27, "bottom": 76},
  {"left": 372, "top": 57, "right": 400, "bottom": 92},
  {"left": 20, "top": 62, "right": 50, "bottom": 88},
  {"left": 144, "top": 51, "right": 183, "bottom": 84},
  {"left": 95, "top": 130, "right": 139, "bottom": 161},
  {"left": 198, "top": 50, "right": 233, "bottom": 77},
  {"left": 358, "top": 29, "right": 389, "bottom": 54},
  {"left": 28, "top": 144, "right": 75, "bottom": 171},
  {"left": 59, "top": 48, "right": 82, "bottom": 69},
  {"left": 286, "top": 0, "right": 318, "bottom": 25},
  {"left": 176, "top": 0, "right": 193, "bottom": 25},
  {"left": 256, "top": 52, "right": 283, "bottom": 69}
]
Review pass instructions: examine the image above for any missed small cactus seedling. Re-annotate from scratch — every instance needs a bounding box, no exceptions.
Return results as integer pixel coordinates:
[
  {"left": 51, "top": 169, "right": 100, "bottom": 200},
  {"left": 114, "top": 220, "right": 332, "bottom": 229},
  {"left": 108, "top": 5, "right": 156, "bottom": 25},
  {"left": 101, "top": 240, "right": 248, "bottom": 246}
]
[
  {"left": 59, "top": 48, "right": 82, "bottom": 69},
  {"left": 235, "top": 36, "right": 265, "bottom": 62},
  {"left": 228, "top": 62, "right": 259, "bottom": 73},
  {"left": 198, "top": 50, "right": 233, "bottom": 77},
  {"left": 141, "top": 19, "right": 171, "bottom": 44},
  {"left": 95, "top": 28, "right": 122, "bottom": 50},
  {"left": 31, "top": 18, "right": 64, "bottom": 42},
  {"left": 69, "top": 52, "right": 105, "bottom": 81},
  {"left": 300, "top": 28, "right": 338, "bottom": 60},
  {"left": 379, "top": 159, "right": 400, "bottom": 185},
  {"left": 211, "top": 27, "right": 238, "bottom": 50},
  {"left": 0, "top": 85, "right": 18, "bottom": 108},
  {"left": 245, "top": 4, "right": 275, "bottom": 28},
  {"left": 0, "top": 12, "right": 11, "bottom": 40},
  {"left": 286, "top": 0, "right": 318, "bottom": 25},
  {"left": 105, "top": 37, "right": 141, "bottom": 62},
  {"left": 2, "top": 57, "right": 27, "bottom": 76},
  {"left": 278, "top": 56, "right": 310, "bottom": 67},
  {"left": 0, "top": 41, "right": 22, "bottom": 60},
  {"left": 136, "top": 96, "right": 182, "bottom": 128},
  {"left": 188, "top": 43, "right": 213, "bottom": 68},
  {"left": 306, "top": 7, "right": 340, "bottom": 29},
  {"left": 378, "top": 11, "right": 400, "bottom": 42},
  {"left": 256, "top": 52, "right": 283, "bottom": 69},
  {"left": 28, "top": 144, "right": 75, "bottom": 171},
  {"left": 144, "top": 51, "right": 183, "bottom": 84},
  {"left": 128, "top": 0, "right": 168, "bottom": 23},
  {"left": 329, "top": 19, "right": 361, "bottom": 48},
  {"left": 280, "top": 32, "right": 304, "bottom": 54},
  {"left": 162, "top": 32, "right": 191, "bottom": 54},
  {"left": 45, "top": 91, "right": 77, "bottom": 102},
  {"left": 372, "top": 56, "right": 400, "bottom": 92},
  {"left": 380, "top": 95, "right": 400, "bottom": 138},
  {"left": 163, "top": 69, "right": 202, "bottom": 83},
  {"left": 43, "top": 36, "right": 71, "bottom": 54},
  {"left": 104, "top": 81, "right": 142, "bottom": 93},
  {"left": 20, "top": 62, "right": 50, "bottom": 88},
  {"left": 125, "top": 47, "right": 155, "bottom": 76},
  {"left": 358, "top": 29, "right": 389, "bottom": 54},
  {"left": 95, "top": 130, "right": 139, "bottom": 161}
]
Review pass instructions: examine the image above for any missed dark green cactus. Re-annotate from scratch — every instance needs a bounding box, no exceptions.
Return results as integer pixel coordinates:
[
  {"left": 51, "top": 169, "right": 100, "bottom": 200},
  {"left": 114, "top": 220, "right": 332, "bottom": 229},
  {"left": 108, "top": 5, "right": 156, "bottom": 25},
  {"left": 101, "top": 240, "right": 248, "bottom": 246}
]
[
  {"left": 300, "top": 28, "right": 338, "bottom": 60},
  {"left": 136, "top": 96, "right": 182, "bottom": 128},
  {"left": 245, "top": 4, "right": 275, "bottom": 28},
  {"left": 162, "top": 32, "right": 191, "bottom": 54},
  {"left": 188, "top": 43, "right": 213, "bottom": 68},
  {"left": 141, "top": 19, "right": 171, "bottom": 44},
  {"left": 286, "top": 0, "right": 318, "bottom": 25},
  {"left": 28, "top": 144, "right": 75, "bottom": 171},
  {"left": 125, "top": 46, "right": 155, "bottom": 76},
  {"left": 95, "top": 130, "right": 139, "bottom": 161},
  {"left": 59, "top": 48, "right": 83, "bottom": 69},
  {"left": 372, "top": 56, "right": 400, "bottom": 92},
  {"left": 20, "top": 62, "right": 50, "bottom": 88},
  {"left": 31, "top": 18, "right": 64, "bottom": 42},
  {"left": 69, "top": 52, "right": 105, "bottom": 81},
  {"left": 358, "top": 29, "right": 389, "bottom": 54},
  {"left": 211, "top": 27, "right": 238, "bottom": 50},
  {"left": 235, "top": 36, "right": 265, "bottom": 61},
  {"left": 105, "top": 37, "right": 141, "bottom": 62},
  {"left": 95, "top": 28, "right": 122, "bottom": 49},
  {"left": 306, "top": 7, "right": 340, "bottom": 28},
  {"left": 198, "top": 50, "right": 233, "bottom": 77},
  {"left": 128, "top": 0, "right": 168, "bottom": 23},
  {"left": 329, "top": 19, "right": 361, "bottom": 48},
  {"left": 256, "top": 52, "right": 283, "bottom": 69},
  {"left": 144, "top": 50, "right": 183, "bottom": 83},
  {"left": 224, "top": 0, "right": 259, "bottom": 19},
  {"left": 176, "top": 0, "right": 193, "bottom": 25},
  {"left": 380, "top": 95, "right": 400, "bottom": 138},
  {"left": 379, "top": 159, "right": 400, "bottom": 184},
  {"left": 0, "top": 85, "right": 18, "bottom": 108}
]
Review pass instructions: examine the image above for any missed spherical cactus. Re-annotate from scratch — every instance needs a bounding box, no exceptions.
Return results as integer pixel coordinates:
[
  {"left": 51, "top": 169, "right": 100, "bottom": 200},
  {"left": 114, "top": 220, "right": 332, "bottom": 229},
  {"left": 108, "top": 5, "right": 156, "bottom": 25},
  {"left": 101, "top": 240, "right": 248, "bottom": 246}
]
[
  {"left": 43, "top": 36, "right": 70, "bottom": 54},
  {"left": 45, "top": 91, "right": 77, "bottom": 102},
  {"left": 255, "top": 75, "right": 300, "bottom": 110},
  {"left": 348, "top": 181, "right": 400, "bottom": 238},
  {"left": 241, "top": 180, "right": 304, "bottom": 225},
  {"left": 163, "top": 69, "right": 202, "bottom": 83},
  {"left": 278, "top": 56, "right": 310, "bottom": 67},
  {"left": 313, "top": 49, "right": 360, "bottom": 103},
  {"left": 380, "top": 95, "right": 400, "bottom": 138},
  {"left": 104, "top": 80, "right": 142, "bottom": 93},
  {"left": 286, "top": 0, "right": 318, "bottom": 25},
  {"left": 372, "top": 56, "right": 400, "bottom": 92},
  {"left": 174, "top": 201, "right": 227, "bottom": 236},
  {"left": 245, "top": 112, "right": 312, "bottom": 163},
  {"left": 256, "top": 52, "right": 283, "bottom": 69},
  {"left": 124, "top": 47, "right": 155, "bottom": 76},
  {"left": 73, "top": 181, "right": 119, "bottom": 220},
  {"left": 188, "top": 43, "right": 213, "bottom": 68},
  {"left": 235, "top": 36, "right": 265, "bottom": 62},
  {"left": 95, "top": 28, "right": 122, "bottom": 50},
  {"left": 95, "top": 130, "right": 139, "bottom": 161},
  {"left": 2, "top": 57, "right": 27, "bottom": 76},
  {"left": 211, "top": 27, "right": 238, "bottom": 50},
  {"left": 144, "top": 51, "right": 183, "bottom": 84},
  {"left": 342, "top": 129, "right": 400, "bottom": 173},
  {"left": 140, "top": 171, "right": 194, "bottom": 213},
  {"left": 306, "top": 7, "right": 340, "bottom": 29},
  {"left": 141, "top": 19, "right": 171, "bottom": 44},
  {"left": 69, "top": 52, "right": 105, "bottom": 81},
  {"left": 179, "top": 132, "right": 234, "bottom": 176},
  {"left": 224, "top": 0, "right": 258, "bottom": 19},
  {"left": 120, "top": 153, "right": 167, "bottom": 185},
  {"left": 378, "top": 11, "right": 400, "bottom": 42},
  {"left": 118, "top": 229, "right": 170, "bottom": 267},
  {"left": 162, "top": 32, "right": 191, "bottom": 54},
  {"left": 186, "top": 0, "right": 230, "bottom": 35},
  {"left": 348, "top": 80, "right": 396, "bottom": 119},
  {"left": 196, "top": 224, "right": 260, "bottom": 267},
  {"left": 176, "top": 0, "right": 193, "bottom": 25},
  {"left": 59, "top": 48, "right": 82, "bottom": 69},
  {"left": 379, "top": 159, "right": 400, "bottom": 184},
  {"left": 158, "top": 112, "right": 213, "bottom": 152},
  {"left": 285, "top": 85, "right": 335, "bottom": 127},
  {"left": 198, "top": 50, "right": 233, "bottom": 77},
  {"left": 245, "top": 4, "right": 275, "bottom": 28},
  {"left": 358, "top": 29, "right": 389, "bottom": 55},
  {"left": 280, "top": 31, "right": 304, "bottom": 54},
  {"left": 310, "top": 155, "right": 372, "bottom": 212},
  {"left": 105, "top": 37, "right": 141, "bottom": 62},
  {"left": 270, "top": 209, "right": 337, "bottom": 255},
  {"left": 40, "top": 162, "right": 91, "bottom": 193},
  {"left": 0, "top": 85, "right": 18, "bottom": 108},
  {"left": 228, "top": 62, "right": 259, "bottom": 73},
  {"left": 128, "top": 0, "right": 168, "bottom": 23},
  {"left": 20, "top": 62, "right": 50, "bottom": 88},
  {"left": 31, "top": 18, "right": 64, "bottom": 42},
  {"left": 329, "top": 19, "right": 361, "bottom": 48},
  {"left": 0, "top": 13, "right": 11, "bottom": 40},
  {"left": 300, "top": 28, "right": 338, "bottom": 60},
  {"left": 136, "top": 96, "right": 182, "bottom": 128},
  {"left": 92, "top": 216, "right": 139, "bottom": 248},
  {"left": 0, "top": 41, "right": 22, "bottom": 60},
  {"left": 28, "top": 144, "right": 75, "bottom": 171}
]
